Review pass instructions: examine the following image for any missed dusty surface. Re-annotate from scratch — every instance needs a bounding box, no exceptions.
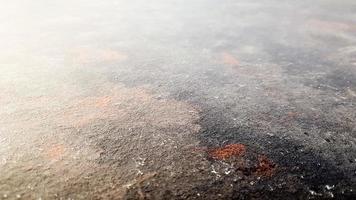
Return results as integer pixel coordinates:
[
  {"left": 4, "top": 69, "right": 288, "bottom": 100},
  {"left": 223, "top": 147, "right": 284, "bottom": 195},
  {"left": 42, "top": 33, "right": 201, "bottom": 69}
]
[{"left": 1, "top": 0, "right": 356, "bottom": 199}]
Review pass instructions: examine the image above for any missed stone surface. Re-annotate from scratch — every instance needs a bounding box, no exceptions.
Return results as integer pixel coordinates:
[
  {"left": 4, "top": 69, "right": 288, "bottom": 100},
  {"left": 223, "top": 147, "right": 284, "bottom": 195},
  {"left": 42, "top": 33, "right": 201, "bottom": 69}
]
[{"left": 0, "top": 0, "right": 356, "bottom": 199}]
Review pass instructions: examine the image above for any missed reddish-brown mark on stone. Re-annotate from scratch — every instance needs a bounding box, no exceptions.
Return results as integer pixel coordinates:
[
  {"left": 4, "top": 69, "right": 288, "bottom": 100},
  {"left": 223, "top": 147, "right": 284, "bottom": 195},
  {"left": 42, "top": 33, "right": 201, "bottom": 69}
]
[
  {"left": 287, "top": 111, "right": 298, "bottom": 118},
  {"left": 209, "top": 144, "right": 246, "bottom": 160},
  {"left": 94, "top": 96, "right": 112, "bottom": 108},
  {"left": 72, "top": 47, "right": 128, "bottom": 65},
  {"left": 45, "top": 144, "right": 66, "bottom": 160},
  {"left": 255, "top": 155, "right": 276, "bottom": 177},
  {"left": 280, "top": 111, "right": 299, "bottom": 123},
  {"left": 221, "top": 52, "right": 240, "bottom": 66},
  {"left": 306, "top": 19, "right": 355, "bottom": 33}
]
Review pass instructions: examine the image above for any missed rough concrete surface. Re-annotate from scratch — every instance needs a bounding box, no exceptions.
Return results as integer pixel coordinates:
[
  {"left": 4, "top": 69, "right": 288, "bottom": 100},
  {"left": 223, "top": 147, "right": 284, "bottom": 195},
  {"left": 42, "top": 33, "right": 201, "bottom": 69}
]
[{"left": 0, "top": 0, "right": 356, "bottom": 199}]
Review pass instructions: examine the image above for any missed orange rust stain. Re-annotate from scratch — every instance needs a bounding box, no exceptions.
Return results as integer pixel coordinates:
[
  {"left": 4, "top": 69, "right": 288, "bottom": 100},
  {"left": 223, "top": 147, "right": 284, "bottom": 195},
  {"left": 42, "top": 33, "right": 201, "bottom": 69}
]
[
  {"left": 279, "top": 111, "right": 299, "bottom": 124},
  {"left": 222, "top": 52, "right": 240, "bottom": 66},
  {"left": 73, "top": 48, "right": 128, "bottom": 64},
  {"left": 45, "top": 144, "right": 66, "bottom": 160},
  {"left": 255, "top": 155, "right": 276, "bottom": 177},
  {"left": 287, "top": 111, "right": 298, "bottom": 118},
  {"left": 98, "top": 49, "right": 128, "bottom": 62},
  {"left": 59, "top": 95, "right": 115, "bottom": 127},
  {"left": 50, "top": 84, "right": 199, "bottom": 130},
  {"left": 95, "top": 96, "right": 112, "bottom": 108},
  {"left": 283, "top": 111, "right": 299, "bottom": 122},
  {"left": 209, "top": 144, "right": 246, "bottom": 160}
]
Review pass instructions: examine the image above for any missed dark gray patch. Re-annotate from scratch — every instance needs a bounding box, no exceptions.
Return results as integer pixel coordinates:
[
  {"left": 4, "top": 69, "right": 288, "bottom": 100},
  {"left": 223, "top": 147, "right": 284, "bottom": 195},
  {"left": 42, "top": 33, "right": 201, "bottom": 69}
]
[{"left": 196, "top": 113, "right": 356, "bottom": 199}]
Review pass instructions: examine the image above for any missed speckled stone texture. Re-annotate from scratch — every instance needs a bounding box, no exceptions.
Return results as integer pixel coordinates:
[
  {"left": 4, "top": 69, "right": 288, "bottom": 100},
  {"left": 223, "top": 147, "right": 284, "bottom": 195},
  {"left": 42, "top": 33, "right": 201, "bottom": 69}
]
[{"left": 0, "top": 0, "right": 356, "bottom": 199}]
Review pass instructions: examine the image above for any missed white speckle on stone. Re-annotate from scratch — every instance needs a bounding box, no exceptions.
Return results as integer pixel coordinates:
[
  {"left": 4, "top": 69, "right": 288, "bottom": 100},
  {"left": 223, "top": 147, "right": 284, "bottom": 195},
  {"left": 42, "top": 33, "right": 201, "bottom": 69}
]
[
  {"left": 325, "top": 185, "right": 335, "bottom": 190},
  {"left": 327, "top": 192, "right": 334, "bottom": 198},
  {"left": 224, "top": 168, "right": 232, "bottom": 175},
  {"left": 266, "top": 132, "right": 274, "bottom": 136},
  {"left": 309, "top": 190, "right": 322, "bottom": 196},
  {"left": 211, "top": 165, "right": 221, "bottom": 178}
]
